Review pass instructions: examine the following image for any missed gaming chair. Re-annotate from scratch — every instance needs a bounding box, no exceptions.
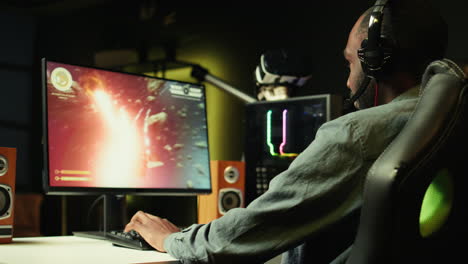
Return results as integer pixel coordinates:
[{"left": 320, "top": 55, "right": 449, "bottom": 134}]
[{"left": 332, "top": 59, "right": 468, "bottom": 263}]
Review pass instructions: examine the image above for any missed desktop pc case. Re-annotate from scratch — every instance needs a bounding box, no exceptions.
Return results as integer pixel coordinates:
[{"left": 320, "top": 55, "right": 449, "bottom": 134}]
[{"left": 244, "top": 94, "right": 342, "bottom": 205}]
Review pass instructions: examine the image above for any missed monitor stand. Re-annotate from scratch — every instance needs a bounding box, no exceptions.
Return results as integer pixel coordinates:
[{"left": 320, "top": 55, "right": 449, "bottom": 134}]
[{"left": 73, "top": 194, "right": 126, "bottom": 240}]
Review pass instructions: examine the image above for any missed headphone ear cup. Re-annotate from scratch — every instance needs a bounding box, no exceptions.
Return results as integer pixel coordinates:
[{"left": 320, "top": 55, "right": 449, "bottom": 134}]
[{"left": 358, "top": 37, "right": 394, "bottom": 79}]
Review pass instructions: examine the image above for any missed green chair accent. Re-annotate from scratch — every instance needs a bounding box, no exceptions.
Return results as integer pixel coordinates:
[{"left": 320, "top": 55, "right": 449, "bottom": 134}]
[{"left": 419, "top": 168, "right": 454, "bottom": 237}]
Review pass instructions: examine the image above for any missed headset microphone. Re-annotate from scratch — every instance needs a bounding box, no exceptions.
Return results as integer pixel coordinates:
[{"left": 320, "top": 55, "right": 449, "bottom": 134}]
[{"left": 343, "top": 75, "right": 372, "bottom": 110}]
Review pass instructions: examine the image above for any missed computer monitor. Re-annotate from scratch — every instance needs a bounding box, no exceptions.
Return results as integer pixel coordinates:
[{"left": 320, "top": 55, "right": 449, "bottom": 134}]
[{"left": 41, "top": 58, "right": 211, "bottom": 237}]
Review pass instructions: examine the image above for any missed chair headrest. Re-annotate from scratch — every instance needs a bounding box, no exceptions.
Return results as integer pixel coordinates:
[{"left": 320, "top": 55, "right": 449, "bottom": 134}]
[{"left": 421, "top": 59, "right": 466, "bottom": 89}]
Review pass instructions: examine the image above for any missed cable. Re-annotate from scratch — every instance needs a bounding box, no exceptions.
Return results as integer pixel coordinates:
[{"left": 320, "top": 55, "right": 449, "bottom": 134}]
[
  {"left": 374, "top": 81, "right": 379, "bottom": 106},
  {"left": 86, "top": 194, "right": 105, "bottom": 230}
]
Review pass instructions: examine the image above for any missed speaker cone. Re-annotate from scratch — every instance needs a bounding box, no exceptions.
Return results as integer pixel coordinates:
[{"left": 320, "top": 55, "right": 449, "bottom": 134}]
[
  {"left": 0, "top": 185, "right": 11, "bottom": 218},
  {"left": 219, "top": 188, "right": 242, "bottom": 214}
]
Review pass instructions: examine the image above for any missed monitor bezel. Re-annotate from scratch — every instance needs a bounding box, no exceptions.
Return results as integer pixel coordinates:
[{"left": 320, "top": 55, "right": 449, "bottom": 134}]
[{"left": 41, "top": 58, "right": 212, "bottom": 196}]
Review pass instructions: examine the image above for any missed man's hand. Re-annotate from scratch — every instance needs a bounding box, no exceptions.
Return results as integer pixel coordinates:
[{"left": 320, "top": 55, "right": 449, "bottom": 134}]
[{"left": 124, "top": 211, "right": 181, "bottom": 252}]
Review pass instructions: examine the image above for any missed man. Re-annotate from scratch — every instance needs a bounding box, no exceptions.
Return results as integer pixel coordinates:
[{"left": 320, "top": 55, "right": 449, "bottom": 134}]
[{"left": 124, "top": 1, "right": 452, "bottom": 263}]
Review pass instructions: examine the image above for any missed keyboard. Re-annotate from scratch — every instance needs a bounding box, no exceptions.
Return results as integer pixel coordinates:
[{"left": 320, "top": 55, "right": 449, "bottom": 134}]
[{"left": 106, "top": 230, "right": 154, "bottom": 250}]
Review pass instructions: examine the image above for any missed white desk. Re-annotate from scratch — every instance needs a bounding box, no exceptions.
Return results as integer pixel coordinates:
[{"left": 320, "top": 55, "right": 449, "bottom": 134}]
[{"left": 0, "top": 236, "right": 181, "bottom": 264}]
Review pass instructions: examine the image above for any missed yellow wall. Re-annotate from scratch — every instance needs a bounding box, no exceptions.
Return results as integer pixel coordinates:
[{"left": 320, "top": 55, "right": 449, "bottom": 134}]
[
  {"left": 121, "top": 43, "right": 246, "bottom": 225},
  {"left": 141, "top": 43, "right": 246, "bottom": 162}
]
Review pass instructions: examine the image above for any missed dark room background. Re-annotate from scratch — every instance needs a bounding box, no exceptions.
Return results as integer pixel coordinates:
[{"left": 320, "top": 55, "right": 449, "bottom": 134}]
[{"left": 0, "top": 0, "right": 466, "bottom": 236}]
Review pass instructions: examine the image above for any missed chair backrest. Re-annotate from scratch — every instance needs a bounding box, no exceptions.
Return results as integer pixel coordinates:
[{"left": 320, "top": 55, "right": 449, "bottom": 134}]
[{"left": 345, "top": 60, "right": 468, "bottom": 263}]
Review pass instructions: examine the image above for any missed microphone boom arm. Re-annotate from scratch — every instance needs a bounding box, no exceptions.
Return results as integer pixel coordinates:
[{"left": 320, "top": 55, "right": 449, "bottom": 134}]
[{"left": 191, "top": 64, "right": 257, "bottom": 104}]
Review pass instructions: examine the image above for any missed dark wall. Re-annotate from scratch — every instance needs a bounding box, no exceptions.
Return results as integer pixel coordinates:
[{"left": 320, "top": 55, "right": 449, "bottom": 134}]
[
  {"left": 33, "top": 0, "right": 468, "bottom": 110},
  {"left": 0, "top": 12, "right": 41, "bottom": 192},
  {"left": 35, "top": 2, "right": 378, "bottom": 95}
]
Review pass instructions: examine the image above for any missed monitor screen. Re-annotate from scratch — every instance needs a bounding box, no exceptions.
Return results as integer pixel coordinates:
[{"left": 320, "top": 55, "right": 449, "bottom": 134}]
[{"left": 42, "top": 59, "right": 211, "bottom": 195}]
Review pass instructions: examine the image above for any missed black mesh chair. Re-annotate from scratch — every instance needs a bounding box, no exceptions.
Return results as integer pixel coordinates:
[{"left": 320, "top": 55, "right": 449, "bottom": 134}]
[{"left": 334, "top": 60, "right": 468, "bottom": 264}]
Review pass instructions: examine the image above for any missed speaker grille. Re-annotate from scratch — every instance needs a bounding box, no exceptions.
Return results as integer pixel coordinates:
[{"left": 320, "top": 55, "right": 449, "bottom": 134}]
[{"left": 0, "top": 185, "right": 12, "bottom": 219}]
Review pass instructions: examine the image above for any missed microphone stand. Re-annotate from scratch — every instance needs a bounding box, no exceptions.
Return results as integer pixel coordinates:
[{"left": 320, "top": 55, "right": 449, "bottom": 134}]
[
  {"left": 114, "top": 59, "right": 257, "bottom": 104},
  {"left": 190, "top": 64, "right": 257, "bottom": 104}
]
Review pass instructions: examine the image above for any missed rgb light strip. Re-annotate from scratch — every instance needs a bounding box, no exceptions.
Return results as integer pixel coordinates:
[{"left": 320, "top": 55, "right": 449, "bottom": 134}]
[{"left": 266, "top": 110, "right": 299, "bottom": 157}]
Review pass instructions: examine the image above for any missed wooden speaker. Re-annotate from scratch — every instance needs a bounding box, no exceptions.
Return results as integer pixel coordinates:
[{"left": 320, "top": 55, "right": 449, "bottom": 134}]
[
  {"left": 197, "top": 160, "right": 245, "bottom": 224},
  {"left": 0, "top": 147, "right": 16, "bottom": 243}
]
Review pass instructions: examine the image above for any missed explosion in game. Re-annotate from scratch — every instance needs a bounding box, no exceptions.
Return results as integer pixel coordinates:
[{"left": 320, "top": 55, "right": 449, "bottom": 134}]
[{"left": 45, "top": 62, "right": 210, "bottom": 190}]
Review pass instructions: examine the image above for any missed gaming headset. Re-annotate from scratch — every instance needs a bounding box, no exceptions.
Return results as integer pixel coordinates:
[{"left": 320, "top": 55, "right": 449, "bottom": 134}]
[{"left": 345, "top": 0, "right": 394, "bottom": 109}]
